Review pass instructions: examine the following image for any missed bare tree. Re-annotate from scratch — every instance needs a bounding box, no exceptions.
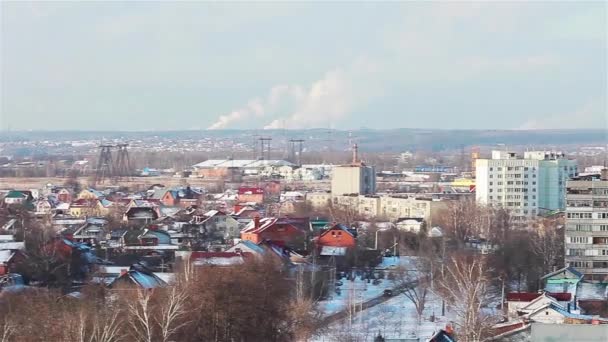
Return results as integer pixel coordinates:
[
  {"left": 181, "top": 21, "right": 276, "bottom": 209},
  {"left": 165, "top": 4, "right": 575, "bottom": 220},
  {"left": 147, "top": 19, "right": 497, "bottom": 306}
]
[
  {"left": 394, "top": 258, "right": 431, "bottom": 329},
  {"left": 530, "top": 217, "right": 564, "bottom": 276},
  {"left": 0, "top": 317, "right": 15, "bottom": 342},
  {"left": 438, "top": 256, "right": 497, "bottom": 342},
  {"left": 126, "top": 289, "right": 154, "bottom": 342},
  {"left": 157, "top": 287, "right": 190, "bottom": 342}
]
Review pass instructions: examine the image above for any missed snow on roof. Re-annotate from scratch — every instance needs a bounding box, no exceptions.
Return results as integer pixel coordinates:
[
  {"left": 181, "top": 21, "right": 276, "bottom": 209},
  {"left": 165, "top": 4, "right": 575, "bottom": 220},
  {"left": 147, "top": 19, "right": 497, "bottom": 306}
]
[
  {"left": 129, "top": 271, "right": 167, "bottom": 289},
  {"left": 193, "top": 159, "right": 294, "bottom": 169},
  {"left": 0, "top": 235, "right": 14, "bottom": 242},
  {"left": 0, "top": 242, "right": 25, "bottom": 250},
  {"left": 0, "top": 250, "right": 15, "bottom": 263}
]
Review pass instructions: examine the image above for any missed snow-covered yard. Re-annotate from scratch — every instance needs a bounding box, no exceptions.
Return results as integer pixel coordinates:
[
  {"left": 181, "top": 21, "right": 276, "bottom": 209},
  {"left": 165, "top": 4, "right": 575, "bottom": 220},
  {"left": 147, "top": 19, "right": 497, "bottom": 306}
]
[
  {"left": 318, "top": 276, "right": 395, "bottom": 315},
  {"left": 315, "top": 292, "right": 452, "bottom": 342},
  {"left": 318, "top": 256, "right": 420, "bottom": 316}
]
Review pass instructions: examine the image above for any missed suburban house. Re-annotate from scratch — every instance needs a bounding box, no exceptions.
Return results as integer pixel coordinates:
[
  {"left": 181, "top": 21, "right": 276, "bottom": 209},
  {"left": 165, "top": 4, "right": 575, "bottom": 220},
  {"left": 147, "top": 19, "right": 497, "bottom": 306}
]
[
  {"left": 237, "top": 187, "right": 265, "bottom": 204},
  {"left": 77, "top": 189, "right": 105, "bottom": 201},
  {"left": 3, "top": 190, "right": 32, "bottom": 205},
  {"left": 109, "top": 264, "right": 167, "bottom": 289},
  {"left": 69, "top": 199, "right": 106, "bottom": 217},
  {"left": 240, "top": 217, "right": 306, "bottom": 248},
  {"left": 55, "top": 188, "right": 73, "bottom": 203},
  {"left": 153, "top": 187, "right": 203, "bottom": 208},
  {"left": 192, "top": 210, "right": 240, "bottom": 240},
  {"left": 506, "top": 292, "right": 573, "bottom": 320},
  {"left": 316, "top": 223, "right": 356, "bottom": 248}
]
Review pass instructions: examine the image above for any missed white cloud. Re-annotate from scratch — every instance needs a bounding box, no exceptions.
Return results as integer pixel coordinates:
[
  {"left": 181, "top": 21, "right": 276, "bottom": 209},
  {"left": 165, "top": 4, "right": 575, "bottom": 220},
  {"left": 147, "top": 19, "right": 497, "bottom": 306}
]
[{"left": 208, "top": 59, "right": 382, "bottom": 130}]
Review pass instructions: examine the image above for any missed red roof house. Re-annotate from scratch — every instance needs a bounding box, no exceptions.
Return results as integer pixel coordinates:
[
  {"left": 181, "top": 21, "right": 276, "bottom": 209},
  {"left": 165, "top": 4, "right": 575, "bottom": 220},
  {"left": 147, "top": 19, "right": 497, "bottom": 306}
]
[
  {"left": 240, "top": 217, "right": 305, "bottom": 247},
  {"left": 316, "top": 224, "right": 356, "bottom": 248}
]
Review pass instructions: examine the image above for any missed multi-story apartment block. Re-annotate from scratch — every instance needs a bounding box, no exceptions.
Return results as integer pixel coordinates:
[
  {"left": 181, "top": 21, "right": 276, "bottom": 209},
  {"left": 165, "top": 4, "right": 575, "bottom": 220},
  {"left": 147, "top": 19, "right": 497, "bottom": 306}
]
[
  {"left": 476, "top": 151, "right": 577, "bottom": 220},
  {"left": 306, "top": 193, "right": 447, "bottom": 226},
  {"left": 564, "top": 170, "right": 608, "bottom": 281}
]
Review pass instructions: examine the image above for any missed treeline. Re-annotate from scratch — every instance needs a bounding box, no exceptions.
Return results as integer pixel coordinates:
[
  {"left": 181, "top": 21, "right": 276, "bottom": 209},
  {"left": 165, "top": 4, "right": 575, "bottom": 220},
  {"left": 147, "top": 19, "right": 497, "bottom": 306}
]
[{"left": 0, "top": 257, "right": 321, "bottom": 342}]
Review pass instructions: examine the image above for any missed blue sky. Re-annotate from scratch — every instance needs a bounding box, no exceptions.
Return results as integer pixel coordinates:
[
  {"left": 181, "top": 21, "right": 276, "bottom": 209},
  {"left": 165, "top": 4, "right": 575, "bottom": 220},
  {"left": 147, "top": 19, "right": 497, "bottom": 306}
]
[{"left": 1, "top": 1, "right": 606, "bottom": 131}]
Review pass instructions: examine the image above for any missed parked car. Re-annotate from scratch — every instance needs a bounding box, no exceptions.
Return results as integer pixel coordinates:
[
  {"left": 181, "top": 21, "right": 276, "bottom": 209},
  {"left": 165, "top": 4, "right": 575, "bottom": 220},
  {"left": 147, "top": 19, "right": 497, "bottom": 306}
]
[
  {"left": 372, "top": 279, "right": 381, "bottom": 285},
  {"left": 383, "top": 289, "right": 393, "bottom": 297}
]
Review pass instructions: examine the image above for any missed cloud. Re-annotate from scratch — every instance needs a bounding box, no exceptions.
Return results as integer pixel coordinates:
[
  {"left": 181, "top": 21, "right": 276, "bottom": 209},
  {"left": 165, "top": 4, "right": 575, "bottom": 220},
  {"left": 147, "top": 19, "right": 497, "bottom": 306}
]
[{"left": 208, "top": 59, "right": 381, "bottom": 130}]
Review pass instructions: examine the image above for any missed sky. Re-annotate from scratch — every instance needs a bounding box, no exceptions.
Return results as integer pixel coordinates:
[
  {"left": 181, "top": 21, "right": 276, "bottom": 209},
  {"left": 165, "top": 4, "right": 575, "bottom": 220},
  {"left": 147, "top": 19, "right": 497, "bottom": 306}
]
[{"left": 1, "top": 1, "right": 606, "bottom": 131}]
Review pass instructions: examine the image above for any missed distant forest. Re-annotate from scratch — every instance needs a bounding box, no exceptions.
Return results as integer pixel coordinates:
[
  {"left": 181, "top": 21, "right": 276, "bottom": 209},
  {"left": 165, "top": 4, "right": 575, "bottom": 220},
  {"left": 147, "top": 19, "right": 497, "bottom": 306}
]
[{"left": 1, "top": 128, "right": 606, "bottom": 152}]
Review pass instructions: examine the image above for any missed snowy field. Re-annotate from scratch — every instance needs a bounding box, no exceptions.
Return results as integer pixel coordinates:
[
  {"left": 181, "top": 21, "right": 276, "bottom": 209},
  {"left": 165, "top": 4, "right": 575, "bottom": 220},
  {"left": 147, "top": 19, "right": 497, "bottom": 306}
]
[
  {"left": 314, "top": 257, "right": 454, "bottom": 341},
  {"left": 318, "top": 276, "right": 395, "bottom": 315},
  {"left": 318, "top": 256, "right": 419, "bottom": 316},
  {"left": 315, "top": 292, "right": 452, "bottom": 342}
]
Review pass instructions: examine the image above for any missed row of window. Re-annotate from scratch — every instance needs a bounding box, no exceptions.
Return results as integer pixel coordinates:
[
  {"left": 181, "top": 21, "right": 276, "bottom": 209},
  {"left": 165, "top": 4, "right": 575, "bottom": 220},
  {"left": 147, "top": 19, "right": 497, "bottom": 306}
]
[
  {"left": 566, "top": 200, "right": 608, "bottom": 208},
  {"left": 566, "top": 224, "right": 608, "bottom": 231},
  {"left": 489, "top": 174, "right": 537, "bottom": 179},
  {"left": 568, "top": 249, "right": 608, "bottom": 256},
  {"left": 567, "top": 212, "right": 594, "bottom": 219}
]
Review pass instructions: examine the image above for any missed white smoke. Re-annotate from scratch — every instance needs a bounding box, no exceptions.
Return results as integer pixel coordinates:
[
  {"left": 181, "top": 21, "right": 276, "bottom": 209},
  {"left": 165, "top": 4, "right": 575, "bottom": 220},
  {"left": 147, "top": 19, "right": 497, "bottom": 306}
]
[{"left": 207, "top": 59, "right": 381, "bottom": 130}]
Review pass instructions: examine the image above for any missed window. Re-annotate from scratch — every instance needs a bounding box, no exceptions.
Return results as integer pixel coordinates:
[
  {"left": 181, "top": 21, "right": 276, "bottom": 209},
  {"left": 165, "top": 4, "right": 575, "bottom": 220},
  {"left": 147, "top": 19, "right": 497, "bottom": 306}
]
[
  {"left": 569, "top": 249, "right": 585, "bottom": 256},
  {"left": 570, "top": 236, "right": 588, "bottom": 243},
  {"left": 489, "top": 182, "right": 493, "bottom": 185},
  {"left": 489, "top": 167, "right": 493, "bottom": 171}
]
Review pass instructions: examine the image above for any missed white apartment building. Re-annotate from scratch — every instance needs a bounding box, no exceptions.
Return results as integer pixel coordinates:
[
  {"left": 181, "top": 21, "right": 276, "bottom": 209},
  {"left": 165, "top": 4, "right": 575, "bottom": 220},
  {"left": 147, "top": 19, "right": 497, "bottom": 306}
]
[
  {"left": 305, "top": 192, "right": 447, "bottom": 225},
  {"left": 564, "top": 171, "right": 608, "bottom": 281},
  {"left": 476, "top": 151, "right": 577, "bottom": 219}
]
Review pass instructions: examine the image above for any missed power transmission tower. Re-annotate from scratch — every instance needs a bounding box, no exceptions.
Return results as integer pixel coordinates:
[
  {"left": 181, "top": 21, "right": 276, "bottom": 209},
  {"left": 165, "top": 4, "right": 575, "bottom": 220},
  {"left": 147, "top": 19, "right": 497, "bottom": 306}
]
[
  {"left": 259, "top": 137, "right": 272, "bottom": 160},
  {"left": 114, "top": 143, "right": 131, "bottom": 180},
  {"left": 95, "top": 144, "right": 114, "bottom": 185},
  {"left": 288, "top": 139, "right": 304, "bottom": 166}
]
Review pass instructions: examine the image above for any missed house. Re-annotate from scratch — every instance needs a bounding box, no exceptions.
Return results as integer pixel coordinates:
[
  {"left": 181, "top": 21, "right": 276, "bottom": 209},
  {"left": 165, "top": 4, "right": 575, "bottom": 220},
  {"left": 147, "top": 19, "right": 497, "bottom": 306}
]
[
  {"left": 240, "top": 217, "right": 306, "bottom": 248},
  {"left": 193, "top": 210, "right": 240, "bottom": 240},
  {"left": 396, "top": 217, "right": 425, "bottom": 233},
  {"left": 122, "top": 228, "right": 177, "bottom": 251},
  {"left": 3, "top": 190, "right": 31, "bottom": 205},
  {"left": 69, "top": 199, "right": 103, "bottom": 217},
  {"left": 77, "top": 189, "right": 105, "bottom": 200},
  {"left": 506, "top": 292, "right": 573, "bottom": 319},
  {"left": 123, "top": 206, "right": 159, "bottom": 223},
  {"left": 35, "top": 198, "right": 54, "bottom": 215},
  {"left": 316, "top": 223, "right": 356, "bottom": 248},
  {"left": 72, "top": 219, "right": 108, "bottom": 246},
  {"left": 226, "top": 240, "right": 267, "bottom": 258},
  {"left": 55, "top": 188, "right": 72, "bottom": 203},
  {"left": 109, "top": 264, "right": 167, "bottom": 289},
  {"left": 153, "top": 187, "right": 202, "bottom": 207},
  {"left": 237, "top": 187, "right": 265, "bottom": 204},
  {"left": 541, "top": 266, "right": 583, "bottom": 295}
]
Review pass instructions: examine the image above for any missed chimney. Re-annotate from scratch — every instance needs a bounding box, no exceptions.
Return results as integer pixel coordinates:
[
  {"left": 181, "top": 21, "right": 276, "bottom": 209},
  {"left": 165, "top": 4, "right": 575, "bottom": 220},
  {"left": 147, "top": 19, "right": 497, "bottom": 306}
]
[
  {"left": 601, "top": 168, "right": 608, "bottom": 181},
  {"left": 120, "top": 268, "right": 128, "bottom": 276},
  {"left": 352, "top": 143, "right": 359, "bottom": 164},
  {"left": 254, "top": 216, "right": 260, "bottom": 229}
]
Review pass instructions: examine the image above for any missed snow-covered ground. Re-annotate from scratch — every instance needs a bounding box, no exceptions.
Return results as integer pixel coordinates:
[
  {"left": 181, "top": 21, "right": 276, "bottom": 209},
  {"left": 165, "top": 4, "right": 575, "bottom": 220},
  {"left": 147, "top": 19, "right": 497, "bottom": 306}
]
[
  {"left": 318, "top": 256, "right": 419, "bottom": 316},
  {"left": 315, "top": 292, "right": 452, "bottom": 342},
  {"left": 318, "top": 276, "right": 395, "bottom": 315}
]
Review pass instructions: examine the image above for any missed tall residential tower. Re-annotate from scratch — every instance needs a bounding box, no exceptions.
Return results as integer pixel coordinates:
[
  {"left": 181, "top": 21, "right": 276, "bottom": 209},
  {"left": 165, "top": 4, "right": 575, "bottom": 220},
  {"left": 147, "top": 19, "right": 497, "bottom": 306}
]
[
  {"left": 564, "top": 170, "right": 608, "bottom": 281},
  {"left": 476, "top": 151, "right": 577, "bottom": 220}
]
